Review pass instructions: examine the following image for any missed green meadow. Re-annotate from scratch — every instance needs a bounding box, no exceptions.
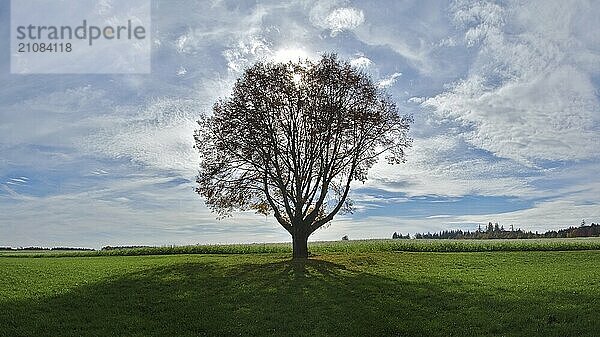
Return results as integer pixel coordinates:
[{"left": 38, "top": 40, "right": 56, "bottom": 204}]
[{"left": 1, "top": 239, "right": 599, "bottom": 337}]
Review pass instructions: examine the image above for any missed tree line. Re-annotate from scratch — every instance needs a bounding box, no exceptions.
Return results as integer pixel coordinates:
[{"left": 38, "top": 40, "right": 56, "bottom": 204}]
[
  {"left": 393, "top": 221, "right": 600, "bottom": 240},
  {"left": 0, "top": 246, "right": 94, "bottom": 251}
]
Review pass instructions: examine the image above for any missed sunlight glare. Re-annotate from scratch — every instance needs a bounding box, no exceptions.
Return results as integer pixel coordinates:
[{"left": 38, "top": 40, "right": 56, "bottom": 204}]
[
  {"left": 272, "top": 47, "right": 309, "bottom": 63},
  {"left": 292, "top": 73, "right": 302, "bottom": 85}
]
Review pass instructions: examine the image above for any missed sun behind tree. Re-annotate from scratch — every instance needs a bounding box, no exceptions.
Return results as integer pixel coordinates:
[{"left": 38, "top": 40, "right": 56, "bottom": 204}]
[{"left": 194, "top": 54, "right": 412, "bottom": 259}]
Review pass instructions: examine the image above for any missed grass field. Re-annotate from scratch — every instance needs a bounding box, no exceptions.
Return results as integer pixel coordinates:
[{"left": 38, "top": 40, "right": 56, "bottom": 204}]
[
  {"left": 2, "top": 237, "right": 600, "bottom": 257},
  {"left": 1, "top": 239, "right": 599, "bottom": 337}
]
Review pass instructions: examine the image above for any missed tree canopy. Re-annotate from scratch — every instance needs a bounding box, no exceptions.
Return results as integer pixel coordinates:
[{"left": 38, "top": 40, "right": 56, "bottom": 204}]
[{"left": 194, "top": 54, "right": 412, "bottom": 258}]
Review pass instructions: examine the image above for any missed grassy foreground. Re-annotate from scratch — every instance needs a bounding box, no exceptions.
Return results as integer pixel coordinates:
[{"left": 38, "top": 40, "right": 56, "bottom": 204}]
[{"left": 1, "top": 249, "right": 599, "bottom": 337}]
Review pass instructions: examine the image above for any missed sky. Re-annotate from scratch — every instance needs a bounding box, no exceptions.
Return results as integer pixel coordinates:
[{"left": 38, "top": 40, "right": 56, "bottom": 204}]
[{"left": 1, "top": 0, "right": 599, "bottom": 248}]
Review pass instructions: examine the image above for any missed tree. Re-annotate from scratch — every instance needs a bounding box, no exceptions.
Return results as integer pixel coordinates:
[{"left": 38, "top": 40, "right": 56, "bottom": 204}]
[{"left": 194, "top": 54, "right": 412, "bottom": 259}]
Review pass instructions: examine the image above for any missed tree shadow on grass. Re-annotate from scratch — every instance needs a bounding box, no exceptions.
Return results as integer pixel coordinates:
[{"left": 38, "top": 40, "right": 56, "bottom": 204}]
[{"left": 1, "top": 258, "right": 598, "bottom": 337}]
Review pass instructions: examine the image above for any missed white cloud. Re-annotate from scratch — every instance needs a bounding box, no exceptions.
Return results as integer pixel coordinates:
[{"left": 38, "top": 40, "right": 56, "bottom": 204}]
[
  {"left": 347, "top": 1, "right": 461, "bottom": 76},
  {"left": 323, "top": 7, "right": 365, "bottom": 36},
  {"left": 364, "top": 135, "right": 537, "bottom": 198},
  {"left": 377, "top": 72, "right": 402, "bottom": 88},
  {"left": 0, "top": 174, "right": 288, "bottom": 248},
  {"left": 423, "top": 0, "right": 600, "bottom": 165},
  {"left": 451, "top": 0, "right": 504, "bottom": 46},
  {"left": 349, "top": 56, "right": 372, "bottom": 70},
  {"left": 176, "top": 66, "right": 187, "bottom": 76},
  {"left": 427, "top": 215, "right": 453, "bottom": 219},
  {"left": 455, "top": 197, "right": 600, "bottom": 232},
  {"left": 223, "top": 35, "right": 272, "bottom": 71},
  {"left": 175, "top": 32, "right": 194, "bottom": 54},
  {"left": 0, "top": 85, "right": 115, "bottom": 149},
  {"left": 82, "top": 97, "right": 203, "bottom": 175},
  {"left": 407, "top": 96, "right": 426, "bottom": 104},
  {"left": 272, "top": 47, "right": 312, "bottom": 63}
]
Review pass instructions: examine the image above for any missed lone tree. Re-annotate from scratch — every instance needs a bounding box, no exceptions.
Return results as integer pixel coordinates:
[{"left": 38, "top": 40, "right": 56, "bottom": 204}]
[{"left": 194, "top": 54, "right": 412, "bottom": 259}]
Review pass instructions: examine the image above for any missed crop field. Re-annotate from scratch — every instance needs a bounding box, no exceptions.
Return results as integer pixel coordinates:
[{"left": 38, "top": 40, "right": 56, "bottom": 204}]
[
  {"left": 1, "top": 239, "right": 599, "bottom": 337},
  {"left": 2, "top": 237, "right": 600, "bottom": 257}
]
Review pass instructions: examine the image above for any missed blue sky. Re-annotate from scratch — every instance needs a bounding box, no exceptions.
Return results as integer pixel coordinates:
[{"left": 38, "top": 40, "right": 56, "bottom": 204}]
[{"left": 1, "top": 0, "right": 599, "bottom": 248}]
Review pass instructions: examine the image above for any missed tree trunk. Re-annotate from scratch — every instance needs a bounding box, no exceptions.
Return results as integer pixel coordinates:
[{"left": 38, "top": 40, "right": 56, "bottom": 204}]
[{"left": 292, "top": 231, "right": 309, "bottom": 259}]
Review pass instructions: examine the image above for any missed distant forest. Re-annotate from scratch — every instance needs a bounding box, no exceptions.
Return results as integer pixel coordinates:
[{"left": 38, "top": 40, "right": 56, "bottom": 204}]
[
  {"left": 0, "top": 246, "right": 94, "bottom": 251},
  {"left": 393, "top": 221, "right": 600, "bottom": 240}
]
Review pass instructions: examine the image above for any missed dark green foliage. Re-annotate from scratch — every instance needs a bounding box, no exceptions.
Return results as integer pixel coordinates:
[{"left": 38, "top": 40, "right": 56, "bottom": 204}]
[
  {"left": 0, "top": 247, "right": 92, "bottom": 251},
  {"left": 410, "top": 222, "right": 600, "bottom": 239},
  {"left": 392, "top": 232, "right": 409, "bottom": 239}
]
